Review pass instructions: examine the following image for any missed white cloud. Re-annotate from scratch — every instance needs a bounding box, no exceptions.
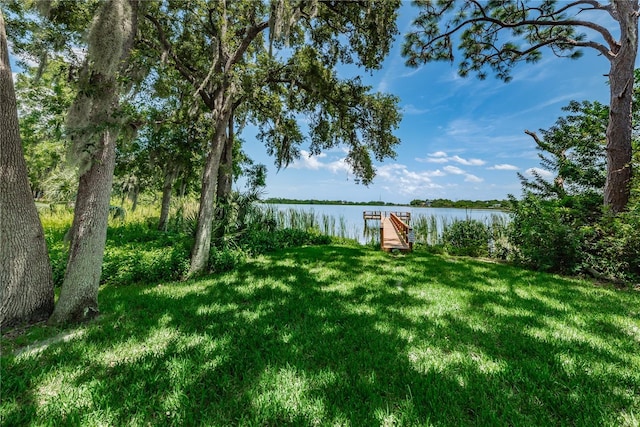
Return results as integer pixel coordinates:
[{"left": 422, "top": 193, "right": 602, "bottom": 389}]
[
  {"left": 443, "top": 165, "right": 465, "bottom": 175},
  {"left": 444, "top": 119, "right": 495, "bottom": 138},
  {"left": 400, "top": 66, "right": 423, "bottom": 78},
  {"left": 290, "top": 150, "right": 350, "bottom": 175},
  {"left": 506, "top": 92, "right": 584, "bottom": 119},
  {"left": 464, "top": 174, "right": 483, "bottom": 183},
  {"left": 376, "top": 163, "right": 406, "bottom": 179},
  {"left": 416, "top": 151, "right": 486, "bottom": 166},
  {"left": 291, "top": 150, "right": 326, "bottom": 170},
  {"left": 376, "top": 73, "right": 391, "bottom": 93},
  {"left": 488, "top": 164, "right": 519, "bottom": 171},
  {"left": 402, "top": 104, "right": 429, "bottom": 115},
  {"left": 525, "top": 167, "right": 554, "bottom": 180},
  {"left": 508, "top": 57, "right": 554, "bottom": 83},
  {"left": 438, "top": 69, "right": 473, "bottom": 87},
  {"left": 450, "top": 155, "right": 485, "bottom": 166},
  {"left": 326, "top": 158, "right": 351, "bottom": 174},
  {"left": 419, "top": 157, "right": 448, "bottom": 163},
  {"left": 375, "top": 163, "right": 444, "bottom": 196}
]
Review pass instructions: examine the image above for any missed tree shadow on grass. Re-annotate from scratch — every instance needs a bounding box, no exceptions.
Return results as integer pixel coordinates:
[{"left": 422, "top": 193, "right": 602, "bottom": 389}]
[{"left": 3, "top": 246, "right": 640, "bottom": 425}]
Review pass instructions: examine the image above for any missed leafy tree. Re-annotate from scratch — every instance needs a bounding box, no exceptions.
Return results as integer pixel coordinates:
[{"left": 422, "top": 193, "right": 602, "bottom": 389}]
[
  {"left": 521, "top": 100, "right": 608, "bottom": 198},
  {"left": 15, "top": 59, "right": 75, "bottom": 201},
  {"left": 404, "top": 0, "right": 639, "bottom": 213},
  {"left": 508, "top": 79, "right": 640, "bottom": 280},
  {"left": 0, "top": 8, "right": 54, "bottom": 327},
  {"left": 3, "top": 0, "right": 97, "bottom": 74},
  {"left": 135, "top": 105, "right": 209, "bottom": 230},
  {"left": 141, "top": 0, "right": 403, "bottom": 275}
]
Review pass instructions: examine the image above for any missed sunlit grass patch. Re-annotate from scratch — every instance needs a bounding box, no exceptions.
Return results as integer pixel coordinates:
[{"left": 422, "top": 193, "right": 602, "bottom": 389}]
[
  {"left": 2, "top": 245, "right": 640, "bottom": 425},
  {"left": 248, "top": 365, "right": 329, "bottom": 424}
]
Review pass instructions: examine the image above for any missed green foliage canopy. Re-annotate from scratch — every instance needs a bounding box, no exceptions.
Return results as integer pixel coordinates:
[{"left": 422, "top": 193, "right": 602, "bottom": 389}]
[
  {"left": 403, "top": 0, "right": 609, "bottom": 81},
  {"left": 521, "top": 100, "right": 608, "bottom": 199},
  {"left": 141, "top": 0, "right": 403, "bottom": 185}
]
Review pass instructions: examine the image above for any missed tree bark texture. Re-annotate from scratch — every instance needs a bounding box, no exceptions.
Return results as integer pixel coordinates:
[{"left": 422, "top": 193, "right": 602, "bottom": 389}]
[
  {"left": 216, "top": 113, "right": 235, "bottom": 203},
  {"left": 49, "top": 0, "right": 138, "bottom": 325},
  {"left": 605, "top": 0, "right": 638, "bottom": 213},
  {"left": 0, "top": 9, "right": 54, "bottom": 327},
  {"left": 188, "top": 105, "right": 229, "bottom": 275},
  {"left": 48, "top": 131, "right": 117, "bottom": 324},
  {"left": 212, "top": 116, "right": 235, "bottom": 242}
]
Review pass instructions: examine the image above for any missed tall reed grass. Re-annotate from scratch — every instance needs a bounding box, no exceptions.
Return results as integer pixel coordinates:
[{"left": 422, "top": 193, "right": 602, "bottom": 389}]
[
  {"left": 412, "top": 214, "right": 443, "bottom": 246},
  {"left": 411, "top": 212, "right": 509, "bottom": 251},
  {"left": 256, "top": 206, "right": 511, "bottom": 255},
  {"left": 258, "top": 206, "right": 359, "bottom": 241}
]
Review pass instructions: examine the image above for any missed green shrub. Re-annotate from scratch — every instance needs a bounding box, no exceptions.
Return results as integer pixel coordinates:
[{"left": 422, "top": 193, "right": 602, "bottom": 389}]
[
  {"left": 101, "top": 244, "right": 190, "bottom": 286},
  {"left": 49, "top": 245, "right": 68, "bottom": 287},
  {"left": 442, "top": 219, "right": 490, "bottom": 257},
  {"left": 578, "top": 210, "right": 640, "bottom": 282},
  {"left": 40, "top": 202, "right": 335, "bottom": 287},
  {"left": 508, "top": 193, "right": 639, "bottom": 282},
  {"left": 209, "top": 248, "right": 246, "bottom": 273},
  {"left": 508, "top": 195, "right": 580, "bottom": 273},
  {"left": 241, "top": 228, "right": 331, "bottom": 256}
]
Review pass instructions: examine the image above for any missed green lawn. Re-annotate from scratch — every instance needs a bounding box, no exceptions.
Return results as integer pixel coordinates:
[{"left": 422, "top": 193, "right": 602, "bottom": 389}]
[{"left": 2, "top": 245, "right": 640, "bottom": 426}]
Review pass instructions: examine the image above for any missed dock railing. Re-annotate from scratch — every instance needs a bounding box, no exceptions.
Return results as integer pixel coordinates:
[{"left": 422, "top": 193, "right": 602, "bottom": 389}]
[
  {"left": 363, "top": 211, "right": 411, "bottom": 222},
  {"left": 363, "top": 211, "right": 384, "bottom": 220},
  {"left": 389, "top": 213, "right": 413, "bottom": 251}
]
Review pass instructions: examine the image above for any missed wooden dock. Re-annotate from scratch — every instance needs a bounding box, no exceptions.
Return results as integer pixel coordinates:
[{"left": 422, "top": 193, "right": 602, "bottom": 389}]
[
  {"left": 362, "top": 211, "right": 411, "bottom": 222},
  {"left": 363, "top": 211, "right": 413, "bottom": 252}
]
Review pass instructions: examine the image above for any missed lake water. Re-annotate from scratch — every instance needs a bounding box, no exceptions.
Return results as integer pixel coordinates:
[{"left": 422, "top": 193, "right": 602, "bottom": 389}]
[{"left": 263, "top": 203, "right": 509, "bottom": 244}]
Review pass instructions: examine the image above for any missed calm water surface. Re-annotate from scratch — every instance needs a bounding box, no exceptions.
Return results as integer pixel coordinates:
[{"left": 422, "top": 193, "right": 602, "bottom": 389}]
[{"left": 264, "top": 203, "right": 509, "bottom": 243}]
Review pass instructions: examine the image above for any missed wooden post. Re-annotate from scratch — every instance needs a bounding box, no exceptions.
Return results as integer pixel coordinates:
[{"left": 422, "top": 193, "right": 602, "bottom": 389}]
[
  {"left": 380, "top": 212, "right": 384, "bottom": 250},
  {"left": 408, "top": 227, "right": 414, "bottom": 251}
]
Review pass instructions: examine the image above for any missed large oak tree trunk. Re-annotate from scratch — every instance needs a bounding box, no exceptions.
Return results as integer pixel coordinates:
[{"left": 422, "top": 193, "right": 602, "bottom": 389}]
[
  {"left": 48, "top": 0, "right": 138, "bottom": 325},
  {"left": 216, "top": 138, "right": 233, "bottom": 203},
  {"left": 48, "top": 131, "right": 117, "bottom": 324},
  {"left": 605, "top": 1, "right": 639, "bottom": 213},
  {"left": 188, "top": 110, "right": 229, "bottom": 275},
  {"left": 0, "top": 9, "right": 54, "bottom": 328},
  {"left": 212, "top": 115, "right": 235, "bottom": 242},
  {"left": 217, "top": 112, "right": 235, "bottom": 203}
]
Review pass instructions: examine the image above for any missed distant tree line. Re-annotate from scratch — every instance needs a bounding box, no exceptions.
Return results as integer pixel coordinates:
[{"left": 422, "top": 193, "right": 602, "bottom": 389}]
[
  {"left": 264, "top": 197, "right": 509, "bottom": 209},
  {"left": 409, "top": 199, "right": 509, "bottom": 210},
  {"left": 263, "top": 198, "right": 402, "bottom": 206}
]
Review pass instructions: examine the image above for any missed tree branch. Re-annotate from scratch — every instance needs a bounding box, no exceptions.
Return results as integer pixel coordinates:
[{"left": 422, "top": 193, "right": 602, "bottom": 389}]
[
  {"left": 543, "top": 0, "right": 613, "bottom": 17},
  {"left": 414, "top": 2, "right": 617, "bottom": 60},
  {"left": 144, "top": 13, "right": 213, "bottom": 107},
  {"left": 225, "top": 20, "right": 269, "bottom": 71},
  {"left": 559, "top": 37, "right": 614, "bottom": 59},
  {"left": 525, "top": 129, "right": 542, "bottom": 145}
]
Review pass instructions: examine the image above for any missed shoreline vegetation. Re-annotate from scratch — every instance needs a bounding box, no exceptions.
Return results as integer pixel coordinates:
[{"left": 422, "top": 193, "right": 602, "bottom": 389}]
[{"left": 263, "top": 198, "right": 510, "bottom": 210}]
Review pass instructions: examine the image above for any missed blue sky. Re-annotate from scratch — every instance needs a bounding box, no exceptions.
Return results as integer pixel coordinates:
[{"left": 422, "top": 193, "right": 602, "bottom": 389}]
[{"left": 242, "top": 2, "right": 615, "bottom": 203}]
